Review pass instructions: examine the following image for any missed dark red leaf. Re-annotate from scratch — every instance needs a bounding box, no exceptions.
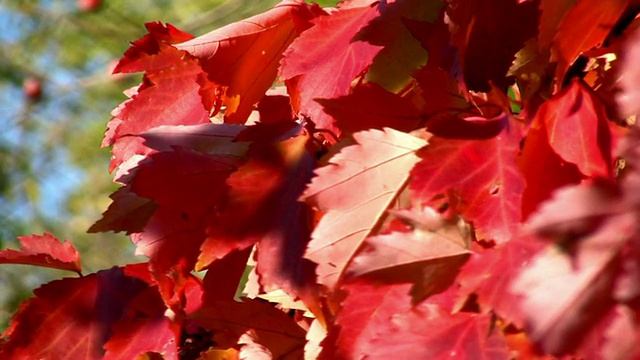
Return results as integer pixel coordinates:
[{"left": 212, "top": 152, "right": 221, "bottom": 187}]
[
  {"left": 0, "top": 266, "right": 170, "bottom": 359},
  {"left": 0, "top": 233, "right": 81, "bottom": 274},
  {"left": 445, "top": 0, "right": 539, "bottom": 91}
]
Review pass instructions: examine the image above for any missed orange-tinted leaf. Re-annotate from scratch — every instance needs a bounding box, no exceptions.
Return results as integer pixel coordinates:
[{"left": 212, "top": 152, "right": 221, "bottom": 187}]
[
  {"left": 537, "top": 79, "right": 613, "bottom": 178},
  {"left": 0, "top": 266, "right": 169, "bottom": 359},
  {"left": 411, "top": 114, "right": 525, "bottom": 244},
  {"left": 445, "top": 0, "right": 539, "bottom": 91},
  {"left": 538, "top": 0, "right": 576, "bottom": 50},
  {"left": 0, "top": 233, "right": 81, "bottom": 274},
  {"left": 176, "top": 0, "right": 325, "bottom": 124},
  {"left": 280, "top": 2, "right": 383, "bottom": 134},
  {"left": 301, "top": 128, "right": 426, "bottom": 291},
  {"left": 551, "top": 0, "right": 627, "bottom": 83}
]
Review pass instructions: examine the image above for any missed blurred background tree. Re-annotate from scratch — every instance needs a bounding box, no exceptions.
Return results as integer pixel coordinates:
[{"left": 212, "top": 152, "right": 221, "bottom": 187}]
[{"left": 0, "top": 0, "right": 343, "bottom": 328}]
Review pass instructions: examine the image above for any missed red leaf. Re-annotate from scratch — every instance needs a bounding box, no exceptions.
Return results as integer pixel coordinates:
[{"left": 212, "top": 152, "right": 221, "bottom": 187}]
[
  {"left": 536, "top": 79, "right": 613, "bottom": 178},
  {"left": 364, "top": 305, "right": 510, "bottom": 359},
  {"left": 88, "top": 186, "right": 157, "bottom": 235},
  {"left": 280, "top": 2, "right": 383, "bottom": 135},
  {"left": 551, "top": 0, "right": 627, "bottom": 83},
  {"left": 321, "top": 281, "right": 414, "bottom": 359},
  {"left": 355, "top": 0, "right": 442, "bottom": 93},
  {"left": 538, "top": 0, "right": 576, "bottom": 50},
  {"left": 317, "top": 82, "right": 422, "bottom": 135},
  {"left": 617, "top": 27, "right": 640, "bottom": 117},
  {"left": 105, "top": 49, "right": 214, "bottom": 170},
  {"left": 0, "top": 266, "right": 169, "bottom": 359},
  {"left": 191, "top": 298, "right": 307, "bottom": 359},
  {"left": 457, "top": 235, "right": 545, "bottom": 327},
  {"left": 301, "top": 128, "right": 426, "bottom": 291},
  {"left": 347, "top": 207, "right": 470, "bottom": 302},
  {"left": 113, "top": 22, "right": 194, "bottom": 74},
  {"left": 0, "top": 233, "right": 81, "bottom": 274},
  {"left": 411, "top": 114, "right": 525, "bottom": 244},
  {"left": 199, "top": 130, "right": 319, "bottom": 307},
  {"left": 104, "top": 316, "right": 177, "bottom": 360},
  {"left": 510, "top": 183, "right": 636, "bottom": 355},
  {"left": 445, "top": 0, "right": 539, "bottom": 91},
  {"left": 176, "top": 0, "right": 325, "bottom": 124}
]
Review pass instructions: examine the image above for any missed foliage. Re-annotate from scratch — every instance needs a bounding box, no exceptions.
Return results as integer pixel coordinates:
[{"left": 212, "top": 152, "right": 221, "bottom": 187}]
[{"left": 2, "top": 0, "right": 640, "bottom": 358}]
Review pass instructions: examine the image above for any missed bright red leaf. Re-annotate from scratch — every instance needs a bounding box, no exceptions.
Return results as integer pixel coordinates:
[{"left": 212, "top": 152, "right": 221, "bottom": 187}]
[
  {"left": 301, "top": 128, "right": 426, "bottom": 291},
  {"left": 411, "top": 114, "right": 525, "bottom": 244},
  {"left": 0, "top": 233, "right": 81, "bottom": 274},
  {"left": 175, "top": 0, "right": 324, "bottom": 124},
  {"left": 537, "top": 79, "right": 613, "bottom": 178},
  {"left": 280, "top": 1, "right": 383, "bottom": 135},
  {"left": 104, "top": 48, "right": 214, "bottom": 170},
  {"left": 550, "top": 0, "right": 627, "bottom": 83}
]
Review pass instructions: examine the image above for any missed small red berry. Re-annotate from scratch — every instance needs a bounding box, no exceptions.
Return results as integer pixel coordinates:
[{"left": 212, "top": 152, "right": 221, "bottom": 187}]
[
  {"left": 22, "top": 77, "right": 42, "bottom": 101},
  {"left": 77, "top": 0, "right": 102, "bottom": 12}
]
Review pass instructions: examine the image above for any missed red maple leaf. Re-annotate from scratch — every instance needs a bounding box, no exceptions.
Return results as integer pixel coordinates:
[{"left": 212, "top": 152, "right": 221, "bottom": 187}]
[
  {"left": 411, "top": 113, "right": 525, "bottom": 244},
  {"left": 510, "top": 173, "right": 640, "bottom": 355},
  {"left": 175, "top": 0, "right": 325, "bottom": 124},
  {"left": 0, "top": 233, "right": 82, "bottom": 274},
  {"left": 301, "top": 128, "right": 426, "bottom": 291},
  {"left": 550, "top": 0, "right": 627, "bottom": 84},
  {"left": 104, "top": 47, "right": 214, "bottom": 170},
  {"left": 0, "top": 265, "right": 172, "bottom": 359},
  {"left": 457, "top": 235, "right": 545, "bottom": 327},
  {"left": 445, "top": 0, "right": 539, "bottom": 92},
  {"left": 280, "top": 1, "right": 384, "bottom": 135},
  {"left": 536, "top": 79, "right": 613, "bottom": 178},
  {"left": 317, "top": 82, "right": 422, "bottom": 135}
]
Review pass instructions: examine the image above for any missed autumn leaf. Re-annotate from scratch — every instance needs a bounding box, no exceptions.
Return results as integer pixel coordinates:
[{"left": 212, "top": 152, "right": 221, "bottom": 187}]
[
  {"left": 88, "top": 186, "right": 157, "bottom": 235},
  {"left": 0, "top": 266, "right": 170, "bottom": 359},
  {"left": 317, "top": 82, "right": 422, "bottom": 135},
  {"left": 457, "top": 235, "right": 544, "bottom": 327},
  {"left": 319, "top": 281, "right": 414, "bottom": 360},
  {"left": 0, "top": 233, "right": 81, "bottom": 274},
  {"left": 113, "top": 21, "right": 194, "bottom": 74},
  {"left": 364, "top": 304, "right": 510, "bottom": 359},
  {"left": 617, "top": 27, "right": 640, "bottom": 117},
  {"left": 550, "top": 0, "right": 627, "bottom": 84},
  {"left": 411, "top": 113, "right": 525, "bottom": 244},
  {"left": 190, "top": 298, "right": 307, "bottom": 359},
  {"left": 445, "top": 0, "right": 539, "bottom": 92},
  {"left": 301, "top": 128, "right": 426, "bottom": 291},
  {"left": 175, "top": 0, "right": 325, "bottom": 124},
  {"left": 536, "top": 79, "right": 613, "bottom": 178},
  {"left": 347, "top": 207, "right": 470, "bottom": 303},
  {"left": 280, "top": 1, "right": 384, "bottom": 135},
  {"left": 104, "top": 47, "right": 214, "bottom": 170}
]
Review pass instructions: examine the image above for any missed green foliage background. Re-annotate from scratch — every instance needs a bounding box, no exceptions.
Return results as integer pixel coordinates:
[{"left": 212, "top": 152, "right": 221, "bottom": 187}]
[{"left": 0, "top": 0, "right": 335, "bottom": 328}]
